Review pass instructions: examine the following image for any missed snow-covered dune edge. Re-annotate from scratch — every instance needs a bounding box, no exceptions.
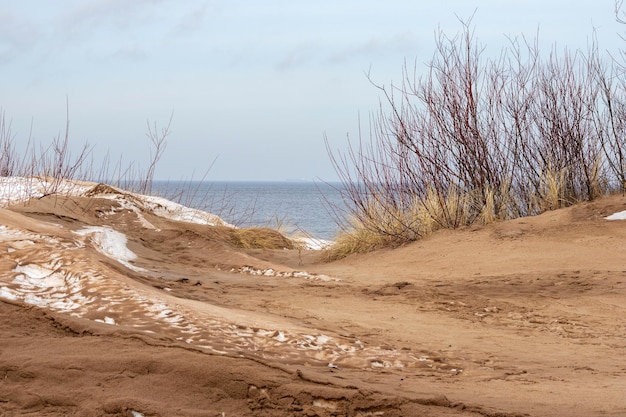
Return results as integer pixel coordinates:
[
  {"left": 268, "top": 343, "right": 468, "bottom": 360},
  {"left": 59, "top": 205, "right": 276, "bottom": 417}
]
[
  {"left": 0, "top": 176, "right": 331, "bottom": 249},
  {"left": 0, "top": 177, "right": 234, "bottom": 227},
  {"left": 0, "top": 177, "right": 429, "bottom": 371}
]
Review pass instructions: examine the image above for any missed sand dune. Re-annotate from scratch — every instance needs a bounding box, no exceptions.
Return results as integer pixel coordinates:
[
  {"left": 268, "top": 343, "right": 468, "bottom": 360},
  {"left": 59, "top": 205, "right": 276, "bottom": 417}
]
[{"left": 1, "top": 181, "right": 625, "bottom": 416}]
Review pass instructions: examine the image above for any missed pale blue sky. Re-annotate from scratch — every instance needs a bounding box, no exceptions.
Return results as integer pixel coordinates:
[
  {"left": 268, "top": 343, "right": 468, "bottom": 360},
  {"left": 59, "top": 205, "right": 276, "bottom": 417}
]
[{"left": 1, "top": 1, "right": 623, "bottom": 181}]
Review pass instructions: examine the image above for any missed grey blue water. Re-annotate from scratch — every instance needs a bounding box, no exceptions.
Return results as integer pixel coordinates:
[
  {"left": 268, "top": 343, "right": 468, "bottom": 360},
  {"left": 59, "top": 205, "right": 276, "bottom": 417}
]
[{"left": 151, "top": 181, "right": 346, "bottom": 240}]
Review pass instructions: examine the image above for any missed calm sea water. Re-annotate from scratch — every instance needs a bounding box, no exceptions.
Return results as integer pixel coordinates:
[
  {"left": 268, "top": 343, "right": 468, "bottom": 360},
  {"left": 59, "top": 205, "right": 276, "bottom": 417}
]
[{"left": 151, "top": 181, "right": 346, "bottom": 240}]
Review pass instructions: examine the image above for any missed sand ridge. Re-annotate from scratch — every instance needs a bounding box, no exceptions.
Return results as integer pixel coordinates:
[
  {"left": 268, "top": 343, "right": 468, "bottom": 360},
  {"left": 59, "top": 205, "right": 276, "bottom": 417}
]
[{"left": 1, "top": 188, "right": 625, "bottom": 416}]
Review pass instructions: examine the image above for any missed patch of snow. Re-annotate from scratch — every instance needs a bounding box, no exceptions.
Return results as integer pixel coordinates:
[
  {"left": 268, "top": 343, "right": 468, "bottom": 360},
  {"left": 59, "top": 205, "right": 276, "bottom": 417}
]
[
  {"left": 6, "top": 263, "right": 90, "bottom": 313},
  {"left": 273, "top": 331, "right": 288, "bottom": 342},
  {"left": 0, "top": 225, "right": 51, "bottom": 246},
  {"left": 370, "top": 361, "right": 386, "bottom": 368},
  {"left": 9, "top": 240, "right": 36, "bottom": 249},
  {"left": 295, "top": 237, "right": 334, "bottom": 250},
  {"left": 47, "top": 297, "right": 86, "bottom": 312},
  {"left": 0, "top": 286, "right": 18, "bottom": 301},
  {"left": 74, "top": 226, "right": 135, "bottom": 261},
  {"left": 22, "top": 293, "right": 49, "bottom": 308},
  {"left": 140, "top": 194, "right": 234, "bottom": 227},
  {"left": 73, "top": 226, "right": 145, "bottom": 272},
  {"left": 313, "top": 399, "right": 338, "bottom": 410},
  {"left": 13, "top": 269, "right": 66, "bottom": 291},
  {"left": 232, "top": 265, "right": 341, "bottom": 282},
  {"left": 0, "top": 176, "right": 92, "bottom": 207},
  {"left": 96, "top": 194, "right": 158, "bottom": 229},
  {"left": 0, "top": 176, "right": 232, "bottom": 229},
  {"left": 14, "top": 263, "right": 56, "bottom": 280},
  {"left": 0, "top": 177, "right": 46, "bottom": 206},
  {"left": 85, "top": 183, "right": 234, "bottom": 227},
  {"left": 95, "top": 316, "right": 117, "bottom": 325},
  {"left": 605, "top": 210, "right": 626, "bottom": 220}
]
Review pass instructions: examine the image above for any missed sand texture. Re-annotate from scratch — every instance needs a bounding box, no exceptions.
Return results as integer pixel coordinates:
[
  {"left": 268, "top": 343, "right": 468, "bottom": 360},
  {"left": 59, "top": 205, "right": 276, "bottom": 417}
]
[{"left": 1, "top": 188, "right": 625, "bottom": 416}]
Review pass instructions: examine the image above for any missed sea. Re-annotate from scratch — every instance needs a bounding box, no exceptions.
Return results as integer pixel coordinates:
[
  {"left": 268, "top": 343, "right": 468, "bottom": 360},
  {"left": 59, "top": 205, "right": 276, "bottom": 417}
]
[{"left": 150, "top": 181, "right": 347, "bottom": 241}]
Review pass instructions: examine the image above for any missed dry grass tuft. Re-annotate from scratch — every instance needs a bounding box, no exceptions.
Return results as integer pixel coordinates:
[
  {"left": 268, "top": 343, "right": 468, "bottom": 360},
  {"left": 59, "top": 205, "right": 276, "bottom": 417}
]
[
  {"left": 233, "top": 227, "right": 294, "bottom": 250},
  {"left": 324, "top": 222, "right": 401, "bottom": 261}
]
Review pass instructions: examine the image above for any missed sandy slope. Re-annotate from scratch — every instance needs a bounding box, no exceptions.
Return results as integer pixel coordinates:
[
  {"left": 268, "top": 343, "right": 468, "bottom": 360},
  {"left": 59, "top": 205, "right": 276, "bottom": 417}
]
[{"left": 0, "top": 188, "right": 625, "bottom": 416}]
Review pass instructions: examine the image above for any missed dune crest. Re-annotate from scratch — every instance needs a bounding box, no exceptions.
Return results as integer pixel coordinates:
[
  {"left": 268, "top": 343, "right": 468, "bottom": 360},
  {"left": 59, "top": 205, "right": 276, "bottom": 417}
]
[{"left": 1, "top": 179, "right": 625, "bottom": 416}]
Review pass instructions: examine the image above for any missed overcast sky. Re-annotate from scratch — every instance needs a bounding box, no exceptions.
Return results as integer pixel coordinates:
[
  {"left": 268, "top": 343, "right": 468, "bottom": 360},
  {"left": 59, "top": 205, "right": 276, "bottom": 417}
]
[{"left": 2, "top": 1, "right": 624, "bottom": 181}]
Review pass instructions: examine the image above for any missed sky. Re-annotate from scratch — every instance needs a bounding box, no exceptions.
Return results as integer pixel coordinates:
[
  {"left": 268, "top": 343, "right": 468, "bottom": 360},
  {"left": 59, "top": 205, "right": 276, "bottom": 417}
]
[{"left": 1, "top": 0, "right": 624, "bottom": 182}]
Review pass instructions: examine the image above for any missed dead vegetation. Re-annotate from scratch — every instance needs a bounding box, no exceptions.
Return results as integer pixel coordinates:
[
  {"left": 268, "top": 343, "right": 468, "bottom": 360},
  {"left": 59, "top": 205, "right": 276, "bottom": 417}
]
[
  {"left": 232, "top": 227, "right": 295, "bottom": 250},
  {"left": 325, "top": 14, "right": 626, "bottom": 259}
]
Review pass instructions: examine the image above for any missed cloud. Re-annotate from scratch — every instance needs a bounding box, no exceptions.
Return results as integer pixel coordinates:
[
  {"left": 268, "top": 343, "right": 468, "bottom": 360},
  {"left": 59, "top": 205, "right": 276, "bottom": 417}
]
[
  {"left": 0, "top": 12, "right": 41, "bottom": 65},
  {"left": 56, "top": 0, "right": 171, "bottom": 45},
  {"left": 275, "top": 41, "right": 320, "bottom": 71},
  {"left": 273, "top": 30, "right": 420, "bottom": 73},
  {"left": 173, "top": 2, "right": 215, "bottom": 35},
  {"left": 110, "top": 43, "right": 149, "bottom": 61},
  {"left": 326, "top": 31, "right": 419, "bottom": 65}
]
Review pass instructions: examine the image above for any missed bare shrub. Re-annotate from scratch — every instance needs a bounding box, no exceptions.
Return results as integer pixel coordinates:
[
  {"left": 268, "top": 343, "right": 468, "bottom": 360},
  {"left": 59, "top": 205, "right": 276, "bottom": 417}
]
[
  {"left": 0, "top": 109, "right": 18, "bottom": 177},
  {"left": 0, "top": 102, "right": 177, "bottom": 204},
  {"left": 139, "top": 112, "right": 173, "bottom": 195},
  {"left": 37, "top": 100, "right": 93, "bottom": 196},
  {"left": 326, "top": 17, "right": 626, "bottom": 258}
]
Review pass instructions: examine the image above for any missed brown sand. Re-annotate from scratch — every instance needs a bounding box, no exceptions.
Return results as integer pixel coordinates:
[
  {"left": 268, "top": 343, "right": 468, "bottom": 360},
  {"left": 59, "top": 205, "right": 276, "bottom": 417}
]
[{"left": 0, "top": 191, "right": 625, "bottom": 416}]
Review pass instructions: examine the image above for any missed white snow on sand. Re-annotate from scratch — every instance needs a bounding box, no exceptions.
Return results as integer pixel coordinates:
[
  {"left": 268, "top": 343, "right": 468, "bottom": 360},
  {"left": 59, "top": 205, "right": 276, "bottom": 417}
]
[
  {"left": 0, "top": 202, "right": 438, "bottom": 372},
  {"left": 296, "top": 236, "right": 334, "bottom": 250},
  {"left": 605, "top": 210, "right": 626, "bottom": 220},
  {"left": 0, "top": 176, "right": 92, "bottom": 207},
  {"left": 5, "top": 258, "right": 91, "bottom": 313},
  {"left": 0, "top": 287, "right": 18, "bottom": 301},
  {"left": 13, "top": 264, "right": 67, "bottom": 287},
  {"left": 0, "top": 176, "right": 334, "bottom": 249},
  {"left": 87, "top": 187, "right": 234, "bottom": 228},
  {"left": 73, "top": 226, "right": 144, "bottom": 272},
  {"left": 0, "top": 176, "right": 233, "bottom": 228},
  {"left": 140, "top": 194, "right": 234, "bottom": 227},
  {"left": 232, "top": 265, "right": 341, "bottom": 281},
  {"left": 95, "top": 316, "right": 117, "bottom": 325}
]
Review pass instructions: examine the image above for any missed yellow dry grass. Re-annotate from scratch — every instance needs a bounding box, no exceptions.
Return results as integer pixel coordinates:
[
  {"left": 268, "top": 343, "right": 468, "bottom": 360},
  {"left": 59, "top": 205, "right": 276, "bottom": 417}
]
[
  {"left": 233, "top": 227, "right": 294, "bottom": 250},
  {"left": 326, "top": 172, "right": 604, "bottom": 260}
]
